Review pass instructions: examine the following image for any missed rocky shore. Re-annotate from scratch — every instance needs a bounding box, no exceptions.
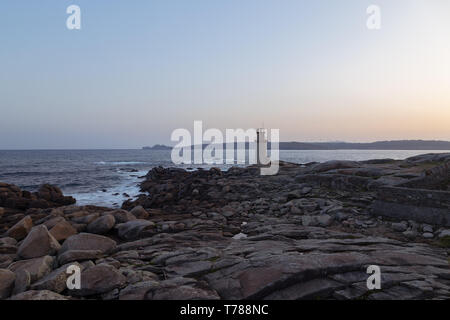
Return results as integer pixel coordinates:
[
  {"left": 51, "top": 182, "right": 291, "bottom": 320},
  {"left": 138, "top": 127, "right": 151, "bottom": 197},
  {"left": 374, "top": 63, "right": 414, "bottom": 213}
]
[{"left": 0, "top": 153, "right": 449, "bottom": 300}]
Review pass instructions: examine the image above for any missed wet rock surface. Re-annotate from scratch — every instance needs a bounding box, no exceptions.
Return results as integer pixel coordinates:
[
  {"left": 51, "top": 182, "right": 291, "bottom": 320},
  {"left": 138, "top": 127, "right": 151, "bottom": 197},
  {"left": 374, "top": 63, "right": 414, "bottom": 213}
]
[{"left": 0, "top": 153, "right": 449, "bottom": 300}]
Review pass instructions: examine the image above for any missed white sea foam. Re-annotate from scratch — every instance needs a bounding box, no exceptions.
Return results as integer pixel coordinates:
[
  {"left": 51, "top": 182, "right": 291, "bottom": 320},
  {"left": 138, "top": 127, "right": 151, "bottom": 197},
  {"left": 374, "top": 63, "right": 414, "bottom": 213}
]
[
  {"left": 95, "top": 161, "right": 147, "bottom": 165},
  {"left": 70, "top": 170, "right": 148, "bottom": 208}
]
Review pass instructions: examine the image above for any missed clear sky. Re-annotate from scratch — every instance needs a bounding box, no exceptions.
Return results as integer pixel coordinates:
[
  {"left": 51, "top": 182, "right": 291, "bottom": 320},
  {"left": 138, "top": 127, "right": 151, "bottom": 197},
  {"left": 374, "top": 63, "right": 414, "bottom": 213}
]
[{"left": 1, "top": 0, "right": 449, "bottom": 149}]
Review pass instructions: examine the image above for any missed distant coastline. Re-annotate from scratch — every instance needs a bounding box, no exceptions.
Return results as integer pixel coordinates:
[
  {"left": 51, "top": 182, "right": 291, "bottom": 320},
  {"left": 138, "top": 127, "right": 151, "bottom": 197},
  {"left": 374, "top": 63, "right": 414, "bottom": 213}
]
[
  {"left": 143, "top": 140, "right": 450, "bottom": 151},
  {"left": 142, "top": 144, "right": 172, "bottom": 150}
]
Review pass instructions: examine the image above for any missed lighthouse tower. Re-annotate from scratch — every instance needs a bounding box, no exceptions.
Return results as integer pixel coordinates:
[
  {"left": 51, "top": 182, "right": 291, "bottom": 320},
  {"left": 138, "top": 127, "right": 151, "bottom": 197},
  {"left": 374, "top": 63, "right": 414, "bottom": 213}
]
[{"left": 256, "top": 128, "right": 269, "bottom": 165}]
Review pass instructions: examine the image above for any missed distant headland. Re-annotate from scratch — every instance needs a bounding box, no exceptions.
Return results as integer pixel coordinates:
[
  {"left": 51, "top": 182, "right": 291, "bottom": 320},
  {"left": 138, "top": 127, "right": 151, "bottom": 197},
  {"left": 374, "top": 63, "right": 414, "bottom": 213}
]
[
  {"left": 142, "top": 144, "right": 172, "bottom": 150},
  {"left": 143, "top": 140, "right": 450, "bottom": 151}
]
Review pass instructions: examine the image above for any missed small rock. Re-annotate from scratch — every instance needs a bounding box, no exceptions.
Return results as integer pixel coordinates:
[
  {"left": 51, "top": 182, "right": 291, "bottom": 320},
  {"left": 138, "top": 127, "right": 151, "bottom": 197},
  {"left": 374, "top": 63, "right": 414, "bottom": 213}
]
[
  {"left": 301, "top": 186, "right": 312, "bottom": 194},
  {"left": 316, "top": 214, "right": 333, "bottom": 227},
  {"left": 130, "top": 206, "right": 149, "bottom": 219},
  {"left": 392, "top": 222, "right": 408, "bottom": 232},
  {"left": 335, "top": 212, "right": 349, "bottom": 222},
  {"left": 105, "top": 209, "right": 136, "bottom": 223},
  {"left": 422, "top": 224, "right": 433, "bottom": 233},
  {"left": 422, "top": 232, "right": 434, "bottom": 239},
  {"left": 222, "top": 210, "right": 235, "bottom": 218},
  {"left": 232, "top": 233, "right": 247, "bottom": 240},
  {"left": 403, "top": 230, "right": 418, "bottom": 240}
]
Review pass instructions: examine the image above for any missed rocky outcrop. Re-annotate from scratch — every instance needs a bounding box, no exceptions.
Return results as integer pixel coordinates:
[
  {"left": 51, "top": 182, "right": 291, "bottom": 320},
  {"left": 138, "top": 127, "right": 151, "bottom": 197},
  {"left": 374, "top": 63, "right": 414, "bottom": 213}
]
[
  {"left": 0, "top": 183, "right": 75, "bottom": 211},
  {"left": 0, "top": 154, "right": 449, "bottom": 300}
]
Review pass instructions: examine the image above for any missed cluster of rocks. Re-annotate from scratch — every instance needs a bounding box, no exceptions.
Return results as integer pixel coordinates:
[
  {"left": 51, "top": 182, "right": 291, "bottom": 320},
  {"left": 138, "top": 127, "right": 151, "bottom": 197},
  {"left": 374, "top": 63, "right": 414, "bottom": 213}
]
[
  {"left": 0, "top": 183, "right": 75, "bottom": 211},
  {"left": 0, "top": 153, "right": 449, "bottom": 300}
]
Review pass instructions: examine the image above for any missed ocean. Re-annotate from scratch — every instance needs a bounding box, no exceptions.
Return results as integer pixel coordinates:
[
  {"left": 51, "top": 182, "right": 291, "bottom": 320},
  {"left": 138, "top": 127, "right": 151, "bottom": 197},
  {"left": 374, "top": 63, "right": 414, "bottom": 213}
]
[{"left": 0, "top": 149, "right": 448, "bottom": 208}]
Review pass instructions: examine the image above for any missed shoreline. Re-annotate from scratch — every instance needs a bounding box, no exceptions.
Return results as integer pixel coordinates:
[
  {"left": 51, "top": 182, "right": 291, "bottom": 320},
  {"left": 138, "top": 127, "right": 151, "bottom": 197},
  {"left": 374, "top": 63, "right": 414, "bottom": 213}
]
[{"left": 0, "top": 152, "right": 449, "bottom": 300}]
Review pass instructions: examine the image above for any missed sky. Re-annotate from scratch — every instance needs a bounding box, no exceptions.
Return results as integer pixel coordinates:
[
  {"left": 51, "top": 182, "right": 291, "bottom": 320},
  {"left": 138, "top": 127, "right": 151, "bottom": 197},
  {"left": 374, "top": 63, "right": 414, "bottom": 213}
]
[{"left": 0, "top": 0, "right": 449, "bottom": 149}]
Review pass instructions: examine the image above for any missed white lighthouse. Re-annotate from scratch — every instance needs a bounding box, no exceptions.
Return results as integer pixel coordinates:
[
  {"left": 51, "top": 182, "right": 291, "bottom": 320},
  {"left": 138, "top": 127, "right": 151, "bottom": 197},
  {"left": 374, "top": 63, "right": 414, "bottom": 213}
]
[{"left": 256, "top": 128, "right": 269, "bottom": 165}]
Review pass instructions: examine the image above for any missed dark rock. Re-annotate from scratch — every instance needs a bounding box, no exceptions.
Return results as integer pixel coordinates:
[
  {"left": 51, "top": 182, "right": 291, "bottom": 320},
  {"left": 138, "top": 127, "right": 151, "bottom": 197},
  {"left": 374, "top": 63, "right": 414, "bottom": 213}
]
[
  {"left": 117, "top": 220, "right": 155, "bottom": 240},
  {"left": 86, "top": 215, "right": 116, "bottom": 235},
  {"left": 130, "top": 206, "right": 149, "bottom": 219},
  {"left": 0, "top": 269, "right": 15, "bottom": 299}
]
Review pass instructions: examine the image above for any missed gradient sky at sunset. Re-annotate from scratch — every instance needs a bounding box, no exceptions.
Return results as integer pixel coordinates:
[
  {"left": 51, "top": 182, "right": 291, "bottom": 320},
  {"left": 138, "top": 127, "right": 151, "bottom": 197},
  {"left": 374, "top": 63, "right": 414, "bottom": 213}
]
[{"left": 0, "top": 0, "right": 449, "bottom": 149}]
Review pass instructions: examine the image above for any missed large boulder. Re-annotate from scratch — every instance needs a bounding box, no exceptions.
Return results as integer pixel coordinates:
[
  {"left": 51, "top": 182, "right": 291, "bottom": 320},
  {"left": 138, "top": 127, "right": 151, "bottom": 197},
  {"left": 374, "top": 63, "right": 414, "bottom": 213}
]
[
  {"left": 17, "top": 225, "right": 61, "bottom": 259},
  {"left": 31, "top": 262, "right": 82, "bottom": 293},
  {"left": 6, "top": 216, "right": 33, "bottom": 240},
  {"left": 0, "top": 269, "right": 15, "bottom": 299},
  {"left": 70, "top": 264, "right": 126, "bottom": 296},
  {"left": 86, "top": 215, "right": 116, "bottom": 235},
  {"left": 59, "top": 233, "right": 116, "bottom": 255},
  {"left": 8, "top": 256, "right": 55, "bottom": 283}
]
